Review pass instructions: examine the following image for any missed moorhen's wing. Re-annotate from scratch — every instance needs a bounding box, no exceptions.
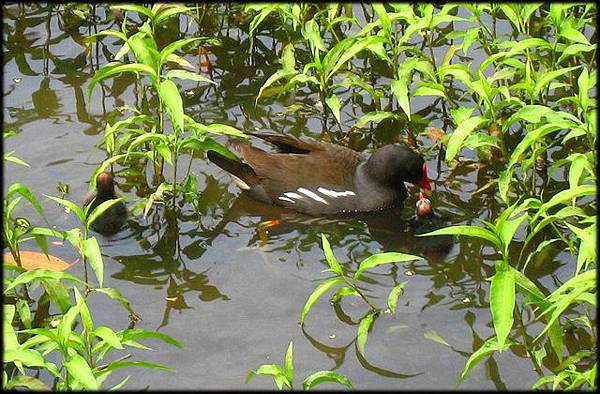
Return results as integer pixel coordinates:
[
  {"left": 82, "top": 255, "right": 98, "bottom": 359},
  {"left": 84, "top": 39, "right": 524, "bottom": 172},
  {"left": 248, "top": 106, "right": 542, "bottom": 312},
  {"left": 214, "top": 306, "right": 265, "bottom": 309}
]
[
  {"left": 232, "top": 139, "right": 363, "bottom": 214},
  {"left": 246, "top": 132, "right": 323, "bottom": 154}
]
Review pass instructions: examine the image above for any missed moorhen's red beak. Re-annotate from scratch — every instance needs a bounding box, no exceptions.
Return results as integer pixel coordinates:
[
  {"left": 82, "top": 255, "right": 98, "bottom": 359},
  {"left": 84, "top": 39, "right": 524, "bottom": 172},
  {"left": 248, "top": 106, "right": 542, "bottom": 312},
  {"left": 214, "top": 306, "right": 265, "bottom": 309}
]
[{"left": 419, "top": 163, "right": 432, "bottom": 196}]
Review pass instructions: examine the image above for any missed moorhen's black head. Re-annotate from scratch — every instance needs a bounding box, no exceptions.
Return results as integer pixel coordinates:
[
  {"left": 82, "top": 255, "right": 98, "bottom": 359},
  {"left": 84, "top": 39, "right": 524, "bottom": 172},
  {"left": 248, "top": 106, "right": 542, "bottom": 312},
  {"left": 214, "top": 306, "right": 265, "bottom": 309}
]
[
  {"left": 96, "top": 172, "right": 116, "bottom": 199},
  {"left": 364, "top": 145, "right": 431, "bottom": 191}
]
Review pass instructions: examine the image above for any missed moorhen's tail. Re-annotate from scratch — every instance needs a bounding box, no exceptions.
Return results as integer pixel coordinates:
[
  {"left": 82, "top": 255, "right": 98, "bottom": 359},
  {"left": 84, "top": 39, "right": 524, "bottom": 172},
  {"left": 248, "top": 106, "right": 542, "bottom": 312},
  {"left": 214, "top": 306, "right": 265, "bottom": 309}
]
[{"left": 207, "top": 150, "right": 259, "bottom": 190}]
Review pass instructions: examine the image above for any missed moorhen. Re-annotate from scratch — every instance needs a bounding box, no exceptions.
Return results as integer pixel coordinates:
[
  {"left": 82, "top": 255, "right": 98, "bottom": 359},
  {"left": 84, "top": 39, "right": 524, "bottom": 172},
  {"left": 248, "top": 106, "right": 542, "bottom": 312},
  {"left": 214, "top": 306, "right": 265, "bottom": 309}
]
[
  {"left": 207, "top": 133, "right": 432, "bottom": 216},
  {"left": 84, "top": 172, "right": 127, "bottom": 235}
]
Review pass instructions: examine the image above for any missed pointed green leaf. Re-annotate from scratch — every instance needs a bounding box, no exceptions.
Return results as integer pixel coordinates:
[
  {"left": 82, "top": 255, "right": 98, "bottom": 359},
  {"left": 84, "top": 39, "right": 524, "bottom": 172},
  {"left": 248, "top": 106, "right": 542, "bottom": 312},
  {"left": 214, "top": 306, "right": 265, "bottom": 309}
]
[
  {"left": 320, "top": 234, "right": 343, "bottom": 276},
  {"left": 64, "top": 353, "right": 99, "bottom": 390},
  {"left": 417, "top": 225, "right": 501, "bottom": 250},
  {"left": 387, "top": 281, "right": 407, "bottom": 313},
  {"left": 300, "top": 278, "right": 346, "bottom": 325},
  {"left": 354, "top": 252, "right": 422, "bottom": 280},
  {"left": 356, "top": 311, "right": 377, "bottom": 355},
  {"left": 158, "top": 79, "right": 184, "bottom": 133},
  {"left": 446, "top": 115, "right": 486, "bottom": 161},
  {"left": 490, "top": 262, "right": 515, "bottom": 349},
  {"left": 44, "top": 194, "right": 85, "bottom": 224},
  {"left": 81, "top": 237, "right": 104, "bottom": 288},
  {"left": 303, "top": 370, "right": 353, "bottom": 390}
]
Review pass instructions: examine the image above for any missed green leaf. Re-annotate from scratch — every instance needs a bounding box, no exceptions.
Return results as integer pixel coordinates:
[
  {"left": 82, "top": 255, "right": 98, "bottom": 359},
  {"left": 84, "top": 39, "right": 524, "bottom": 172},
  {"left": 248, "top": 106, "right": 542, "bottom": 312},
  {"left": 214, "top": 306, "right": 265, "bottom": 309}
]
[
  {"left": 43, "top": 194, "right": 85, "bottom": 224},
  {"left": 413, "top": 85, "right": 446, "bottom": 97},
  {"left": 15, "top": 298, "right": 32, "bottom": 329},
  {"left": 424, "top": 330, "right": 451, "bottom": 347},
  {"left": 111, "top": 4, "right": 153, "bottom": 19},
  {"left": 3, "top": 375, "right": 51, "bottom": 391},
  {"left": 534, "top": 65, "right": 581, "bottom": 96},
  {"left": 96, "top": 360, "right": 173, "bottom": 373},
  {"left": 505, "top": 104, "right": 554, "bottom": 128},
  {"left": 92, "top": 287, "right": 136, "bottom": 316},
  {"left": 64, "top": 353, "right": 99, "bottom": 390},
  {"left": 320, "top": 234, "right": 343, "bottom": 276},
  {"left": 459, "top": 336, "right": 512, "bottom": 385},
  {"left": 256, "top": 69, "right": 297, "bottom": 103},
  {"left": 325, "top": 94, "right": 342, "bottom": 123},
  {"left": 158, "top": 79, "right": 184, "bottom": 134},
  {"left": 74, "top": 287, "right": 93, "bottom": 333},
  {"left": 4, "top": 269, "right": 87, "bottom": 294},
  {"left": 246, "top": 364, "right": 288, "bottom": 388},
  {"left": 128, "top": 32, "right": 159, "bottom": 70},
  {"left": 87, "top": 198, "right": 126, "bottom": 229},
  {"left": 281, "top": 43, "right": 295, "bottom": 71},
  {"left": 446, "top": 115, "right": 486, "bottom": 161},
  {"left": 120, "top": 329, "right": 183, "bottom": 349},
  {"left": 489, "top": 262, "right": 515, "bottom": 349},
  {"left": 300, "top": 277, "right": 346, "bottom": 325},
  {"left": 284, "top": 341, "right": 294, "bottom": 382},
  {"left": 302, "top": 18, "right": 327, "bottom": 54},
  {"left": 391, "top": 79, "right": 411, "bottom": 120},
  {"left": 4, "top": 152, "right": 30, "bottom": 167},
  {"left": 41, "top": 278, "right": 72, "bottom": 313},
  {"left": 356, "top": 311, "right": 377, "bottom": 355},
  {"left": 85, "top": 29, "right": 127, "bottom": 44},
  {"left": 303, "top": 370, "right": 353, "bottom": 390},
  {"left": 387, "top": 281, "right": 407, "bottom": 314},
  {"left": 355, "top": 111, "right": 399, "bottom": 128},
  {"left": 7, "top": 183, "right": 45, "bottom": 219},
  {"left": 324, "top": 36, "right": 385, "bottom": 81},
  {"left": 462, "top": 27, "right": 479, "bottom": 54},
  {"left": 330, "top": 286, "right": 361, "bottom": 303},
  {"left": 4, "top": 305, "right": 19, "bottom": 352},
  {"left": 577, "top": 67, "right": 590, "bottom": 112},
  {"left": 204, "top": 124, "right": 247, "bottom": 138},
  {"left": 417, "top": 225, "right": 501, "bottom": 250},
  {"left": 248, "top": 5, "right": 277, "bottom": 37},
  {"left": 109, "top": 376, "right": 131, "bottom": 390},
  {"left": 354, "top": 252, "right": 422, "bottom": 280},
  {"left": 559, "top": 26, "right": 590, "bottom": 45},
  {"left": 57, "top": 302, "right": 80, "bottom": 350},
  {"left": 87, "top": 62, "right": 157, "bottom": 99},
  {"left": 532, "top": 185, "right": 596, "bottom": 223},
  {"left": 557, "top": 43, "right": 596, "bottom": 64},
  {"left": 165, "top": 69, "right": 216, "bottom": 85},
  {"left": 3, "top": 349, "right": 46, "bottom": 367},
  {"left": 93, "top": 326, "right": 124, "bottom": 350},
  {"left": 497, "top": 212, "right": 529, "bottom": 255},
  {"left": 81, "top": 237, "right": 104, "bottom": 288}
]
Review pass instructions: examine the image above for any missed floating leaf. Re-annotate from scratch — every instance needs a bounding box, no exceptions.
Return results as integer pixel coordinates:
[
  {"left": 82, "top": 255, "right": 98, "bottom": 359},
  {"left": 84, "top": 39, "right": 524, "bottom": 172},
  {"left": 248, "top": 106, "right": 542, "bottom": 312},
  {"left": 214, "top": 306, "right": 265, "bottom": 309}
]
[
  {"left": 356, "top": 311, "right": 377, "bottom": 355},
  {"left": 490, "top": 262, "right": 515, "bottom": 350},
  {"left": 321, "top": 234, "right": 343, "bottom": 276},
  {"left": 387, "top": 281, "right": 407, "bottom": 313},
  {"left": 354, "top": 252, "right": 422, "bottom": 280},
  {"left": 300, "top": 278, "right": 346, "bottom": 325},
  {"left": 303, "top": 370, "right": 353, "bottom": 390},
  {"left": 3, "top": 251, "right": 71, "bottom": 272},
  {"left": 424, "top": 330, "right": 451, "bottom": 347}
]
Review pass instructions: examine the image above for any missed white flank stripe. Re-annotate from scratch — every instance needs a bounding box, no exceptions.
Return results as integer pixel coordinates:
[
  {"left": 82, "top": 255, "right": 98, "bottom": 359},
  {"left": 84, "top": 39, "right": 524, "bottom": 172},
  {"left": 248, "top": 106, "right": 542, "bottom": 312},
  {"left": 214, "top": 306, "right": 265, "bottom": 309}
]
[
  {"left": 230, "top": 175, "right": 250, "bottom": 190},
  {"left": 297, "top": 188, "right": 329, "bottom": 204},
  {"left": 278, "top": 196, "right": 295, "bottom": 203},
  {"left": 284, "top": 192, "right": 303, "bottom": 199},
  {"left": 317, "top": 187, "right": 356, "bottom": 198}
]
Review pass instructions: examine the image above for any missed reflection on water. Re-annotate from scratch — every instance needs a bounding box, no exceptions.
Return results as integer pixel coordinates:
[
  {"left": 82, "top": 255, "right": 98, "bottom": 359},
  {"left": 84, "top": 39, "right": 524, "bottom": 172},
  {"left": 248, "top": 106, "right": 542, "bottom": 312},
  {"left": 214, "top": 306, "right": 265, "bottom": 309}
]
[{"left": 3, "top": 3, "right": 584, "bottom": 390}]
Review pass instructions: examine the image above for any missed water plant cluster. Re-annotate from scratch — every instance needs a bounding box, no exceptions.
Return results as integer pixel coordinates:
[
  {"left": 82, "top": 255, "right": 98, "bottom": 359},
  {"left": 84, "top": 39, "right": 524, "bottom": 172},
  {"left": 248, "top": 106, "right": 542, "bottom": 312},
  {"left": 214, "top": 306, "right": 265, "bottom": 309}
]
[{"left": 3, "top": 3, "right": 596, "bottom": 390}]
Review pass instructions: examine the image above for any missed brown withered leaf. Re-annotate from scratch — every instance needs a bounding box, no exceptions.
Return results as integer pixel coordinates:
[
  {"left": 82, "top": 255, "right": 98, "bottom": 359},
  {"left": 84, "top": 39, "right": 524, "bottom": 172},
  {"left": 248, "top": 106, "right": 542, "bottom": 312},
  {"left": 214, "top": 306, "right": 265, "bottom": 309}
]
[
  {"left": 427, "top": 127, "right": 448, "bottom": 146},
  {"left": 4, "top": 251, "right": 71, "bottom": 272},
  {"left": 489, "top": 122, "right": 500, "bottom": 137}
]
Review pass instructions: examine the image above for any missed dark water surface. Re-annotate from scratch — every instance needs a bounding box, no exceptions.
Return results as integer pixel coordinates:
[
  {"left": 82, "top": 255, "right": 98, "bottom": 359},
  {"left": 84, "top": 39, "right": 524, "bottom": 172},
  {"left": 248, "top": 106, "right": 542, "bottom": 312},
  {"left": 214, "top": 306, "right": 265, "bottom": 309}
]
[{"left": 3, "top": 4, "right": 577, "bottom": 390}]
